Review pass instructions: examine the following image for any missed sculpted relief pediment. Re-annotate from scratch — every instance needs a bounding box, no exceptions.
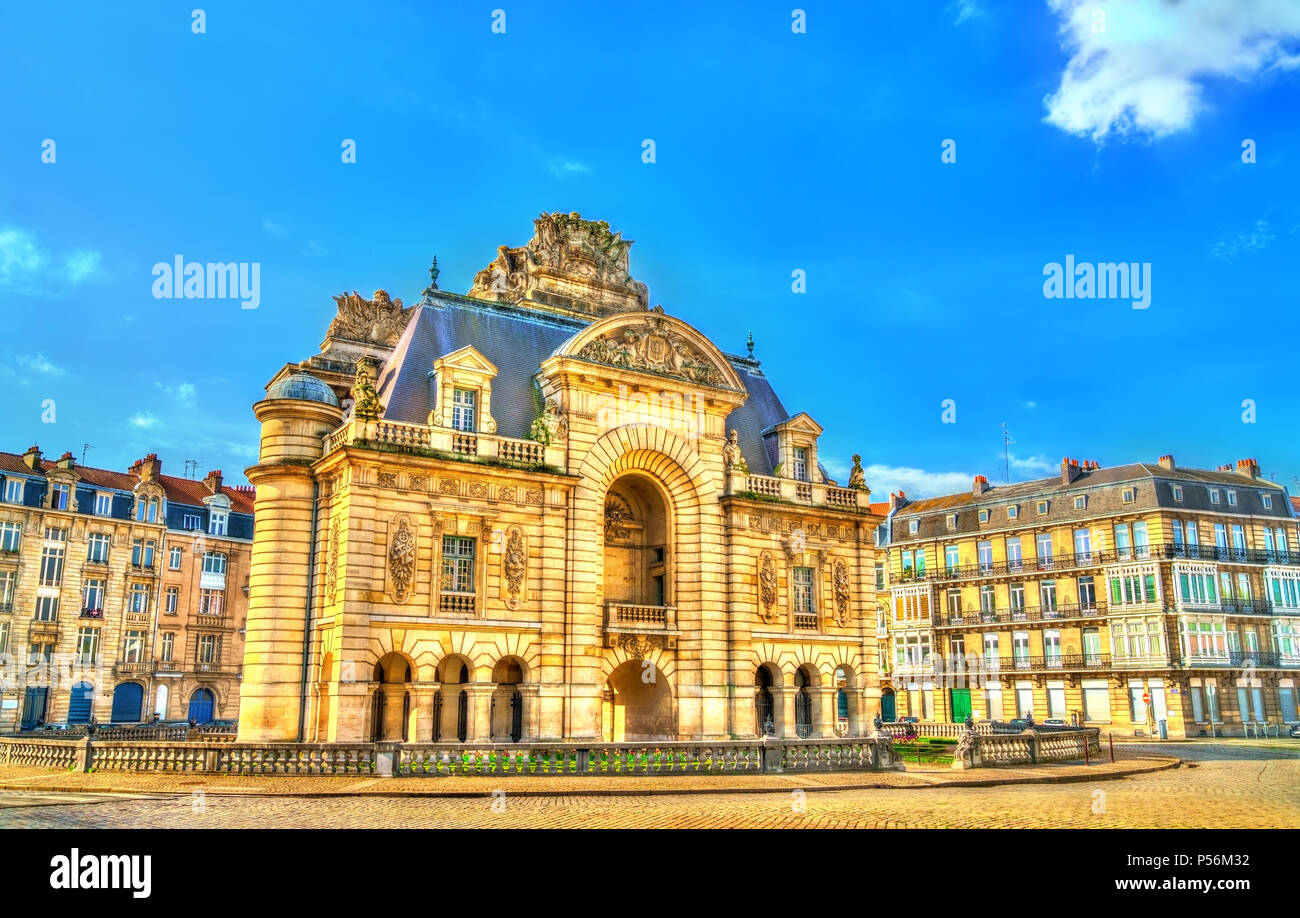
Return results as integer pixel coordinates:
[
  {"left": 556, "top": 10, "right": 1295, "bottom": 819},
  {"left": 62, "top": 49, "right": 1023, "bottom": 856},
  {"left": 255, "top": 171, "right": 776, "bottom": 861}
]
[{"left": 564, "top": 311, "right": 743, "bottom": 391}]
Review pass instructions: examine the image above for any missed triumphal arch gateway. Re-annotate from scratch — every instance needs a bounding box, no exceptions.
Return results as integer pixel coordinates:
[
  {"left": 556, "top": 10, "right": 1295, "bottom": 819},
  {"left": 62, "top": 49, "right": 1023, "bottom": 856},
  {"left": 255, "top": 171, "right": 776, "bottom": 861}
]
[{"left": 237, "top": 213, "right": 886, "bottom": 744}]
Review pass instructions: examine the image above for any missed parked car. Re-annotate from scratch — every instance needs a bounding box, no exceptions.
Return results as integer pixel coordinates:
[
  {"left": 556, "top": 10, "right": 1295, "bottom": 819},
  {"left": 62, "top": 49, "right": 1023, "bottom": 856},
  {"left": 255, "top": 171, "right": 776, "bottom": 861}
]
[
  {"left": 1043, "top": 718, "right": 1068, "bottom": 727},
  {"left": 1007, "top": 718, "right": 1032, "bottom": 730},
  {"left": 1289, "top": 722, "right": 1300, "bottom": 738},
  {"left": 900, "top": 716, "right": 920, "bottom": 723}
]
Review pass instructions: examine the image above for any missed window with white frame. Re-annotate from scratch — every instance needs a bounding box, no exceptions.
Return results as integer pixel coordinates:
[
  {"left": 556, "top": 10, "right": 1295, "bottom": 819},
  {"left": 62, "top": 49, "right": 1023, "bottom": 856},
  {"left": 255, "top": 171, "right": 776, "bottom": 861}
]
[
  {"left": 161, "top": 631, "right": 175, "bottom": 662},
  {"left": 87, "top": 533, "right": 109, "bottom": 563},
  {"left": 1207, "top": 489, "right": 1220, "bottom": 505},
  {"left": 128, "top": 582, "right": 151, "bottom": 614},
  {"left": 944, "top": 545, "right": 959, "bottom": 572},
  {"left": 209, "top": 511, "right": 228, "bottom": 536},
  {"left": 182, "top": 513, "right": 201, "bottom": 530},
  {"left": 75, "top": 626, "right": 100, "bottom": 663},
  {"left": 908, "top": 519, "right": 919, "bottom": 535},
  {"left": 946, "top": 513, "right": 957, "bottom": 530},
  {"left": 0, "top": 570, "right": 14, "bottom": 607},
  {"left": 791, "top": 447, "right": 809, "bottom": 483},
  {"left": 0, "top": 621, "right": 8, "bottom": 655},
  {"left": 199, "top": 588, "right": 224, "bottom": 616},
  {"left": 977, "top": 540, "right": 993, "bottom": 572},
  {"left": 93, "top": 492, "right": 112, "bottom": 516},
  {"left": 0, "top": 522, "right": 22, "bottom": 553},
  {"left": 50, "top": 482, "right": 70, "bottom": 511},
  {"left": 793, "top": 566, "right": 815, "bottom": 614},
  {"left": 1172, "top": 484, "right": 1183, "bottom": 501},
  {"left": 82, "top": 578, "right": 105, "bottom": 614},
  {"left": 123, "top": 630, "right": 146, "bottom": 663},
  {"left": 1180, "top": 619, "right": 1227, "bottom": 660},
  {"left": 1073, "top": 495, "right": 1087, "bottom": 510},
  {"left": 169, "top": 546, "right": 182, "bottom": 569},
  {"left": 1266, "top": 569, "right": 1300, "bottom": 609},
  {"left": 1007, "top": 505, "right": 1018, "bottom": 519},
  {"left": 34, "top": 594, "right": 59, "bottom": 622},
  {"left": 1109, "top": 564, "right": 1159, "bottom": 607},
  {"left": 202, "top": 551, "right": 227, "bottom": 575},
  {"left": 1122, "top": 487, "right": 1136, "bottom": 503},
  {"left": 1261, "top": 494, "right": 1273, "bottom": 510},
  {"left": 441, "top": 536, "right": 476, "bottom": 594},
  {"left": 983, "top": 633, "right": 1000, "bottom": 669},
  {"left": 1226, "top": 489, "right": 1237, "bottom": 506},
  {"left": 165, "top": 586, "right": 179, "bottom": 615},
  {"left": 451, "top": 388, "right": 477, "bottom": 432},
  {"left": 1175, "top": 563, "right": 1218, "bottom": 607},
  {"left": 978, "top": 508, "right": 990, "bottom": 523},
  {"left": 3, "top": 479, "right": 24, "bottom": 504},
  {"left": 1037, "top": 500, "right": 1049, "bottom": 515}
]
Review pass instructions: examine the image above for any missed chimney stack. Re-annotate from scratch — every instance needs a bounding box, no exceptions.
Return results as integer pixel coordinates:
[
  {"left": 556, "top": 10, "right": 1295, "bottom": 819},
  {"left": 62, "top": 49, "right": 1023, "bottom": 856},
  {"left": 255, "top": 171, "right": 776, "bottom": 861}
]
[
  {"left": 890, "top": 490, "right": 908, "bottom": 511},
  {"left": 22, "top": 445, "right": 41, "bottom": 471},
  {"left": 1061, "top": 457, "right": 1082, "bottom": 485},
  {"left": 1235, "top": 458, "right": 1260, "bottom": 479},
  {"left": 137, "top": 453, "right": 161, "bottom": 481},
  {"left": 203, "top": 469, "right": 224, "bottom": 494},
  {"left": 1157, "top": 455, "right": 1175, "bottom": 470},
  {"left": 56, "top": 451, "right": 75, "bottom": 471},
  {"left": 972, "top": 474, "right": 989, "bottom": 496}
]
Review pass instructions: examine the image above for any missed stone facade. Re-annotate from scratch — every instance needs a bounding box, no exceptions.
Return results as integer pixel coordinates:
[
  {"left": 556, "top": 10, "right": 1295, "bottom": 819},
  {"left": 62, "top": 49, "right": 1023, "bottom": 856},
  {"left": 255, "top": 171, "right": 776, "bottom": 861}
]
[
  {"left": 881, "top": 456, "right": 1300, "bottom": 736},
  {"left": 0, "top": 450, "right": 252, "bottom": 729},
  {"left": 238, "top": 214, "right": 887, "bottom": 744}
]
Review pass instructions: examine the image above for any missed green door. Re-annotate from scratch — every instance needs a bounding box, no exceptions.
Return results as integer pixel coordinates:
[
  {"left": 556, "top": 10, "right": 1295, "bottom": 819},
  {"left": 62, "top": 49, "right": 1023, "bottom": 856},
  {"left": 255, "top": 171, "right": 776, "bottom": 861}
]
[{"left": 951, "top": 689, "right": 972, "bottom": 722}]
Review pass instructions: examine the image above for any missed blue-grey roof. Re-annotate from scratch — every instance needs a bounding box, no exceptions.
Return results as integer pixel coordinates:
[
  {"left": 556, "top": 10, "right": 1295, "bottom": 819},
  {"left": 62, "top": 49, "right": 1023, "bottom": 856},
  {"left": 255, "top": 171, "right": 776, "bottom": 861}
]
[
  {"left": 268, "top": 372, "right": 340, "bottom": 406},
  {"left": 376, "top": 293, "right": 792, "bottom": 474}
]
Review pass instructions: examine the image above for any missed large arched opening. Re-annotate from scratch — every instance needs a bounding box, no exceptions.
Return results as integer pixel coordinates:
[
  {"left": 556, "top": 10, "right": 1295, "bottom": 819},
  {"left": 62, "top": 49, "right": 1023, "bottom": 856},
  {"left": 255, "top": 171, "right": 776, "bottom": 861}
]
[
  {"left": 603, "top": 659, "right": 673, "bottom": 742},
  {"left": 434, "top": 654, "right": 473, "bottom": 742},
  {"left": 491, "top": 657, "right": 526, "bottom": 743},
  {"left": 754, "top": 664, "right": 780, "bottom": 736},
  {"left": 602, "top": 473, "right": 672, "bottom": 610},
  {"left": 369, "top": 652, "right": 413, "bottom": 742}
]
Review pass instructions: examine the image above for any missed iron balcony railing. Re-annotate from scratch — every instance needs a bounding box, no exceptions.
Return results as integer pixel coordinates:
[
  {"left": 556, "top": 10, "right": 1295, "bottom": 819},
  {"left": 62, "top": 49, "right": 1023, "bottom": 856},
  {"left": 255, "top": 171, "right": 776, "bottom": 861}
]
[
  {"left": 1181, "top": 651, "right": 1300, "bottom": 668},
  {"left": 896, "top": 542, "right": 1300, "bottom": 584},
  {"left": 935, "top": 601, "right": 1108, "bottom": 629},
  {"left": 893, "top": 653, "right": 1112, "bottom": 677}
]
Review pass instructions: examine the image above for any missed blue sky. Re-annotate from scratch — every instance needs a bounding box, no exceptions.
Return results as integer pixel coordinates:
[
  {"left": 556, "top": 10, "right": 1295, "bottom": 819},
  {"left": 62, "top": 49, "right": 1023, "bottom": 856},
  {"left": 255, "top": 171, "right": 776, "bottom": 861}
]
[{"left": 1, "top": 0, "right": 1297, "bottom": 496}]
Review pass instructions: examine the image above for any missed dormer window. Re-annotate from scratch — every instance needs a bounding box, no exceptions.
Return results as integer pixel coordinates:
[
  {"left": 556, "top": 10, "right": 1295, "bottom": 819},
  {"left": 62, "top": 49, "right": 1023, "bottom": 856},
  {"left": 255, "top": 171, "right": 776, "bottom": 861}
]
[
  {"left": 908, "top": 519, "right": 919, "bottom": 535},
  {"left": 792, "top": 446, "right": 809, "bottom": 482},
  {"left": 1037, "top": 500, "right": 1049, "bottom": 515},
  {"left": 1262, "top": 494, "right": 1273, "bottom": 510},
  {"left": 1007, "top": 505, "right": 1018, "bottom": 520},
  {"left": 136, "top": 496, "right": 160, "bottom": 523},
  {"left": 1208, "top": 489, "right": 1220, "bottom": 505},
  {"left": 1074, "top": 495, "right": 1087, "bottom": 510},
  {"left": 1172, "top": 485, "right": 1183, "bottom": 502},
  {"left": 50, "top": 483, "right": 70, "bottom": 511},
  {"left": 94, "top": 493, "right": 112, "bottom": 516},
  {"left": 978, "top": 509, "right": 990, "bottom": 523},
  {"left": 4, "top": 479, "right": 24, "bottom": 504},
  {"left": 946, "top": 513, "right": 958, "bottom": 530},
  {"left": 452, "top": 388, "right": 477, "bottom": 432},
  {"left": 209, "top": 511, "right": 228, "bottom": 536}
]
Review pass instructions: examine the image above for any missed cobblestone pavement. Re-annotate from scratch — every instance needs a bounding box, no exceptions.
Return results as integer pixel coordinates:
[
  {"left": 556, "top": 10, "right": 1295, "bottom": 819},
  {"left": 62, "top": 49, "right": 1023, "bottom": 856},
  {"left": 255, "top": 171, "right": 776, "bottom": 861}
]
[{"left": 0, "top": 744, "right": 1293, "bottom": 827}]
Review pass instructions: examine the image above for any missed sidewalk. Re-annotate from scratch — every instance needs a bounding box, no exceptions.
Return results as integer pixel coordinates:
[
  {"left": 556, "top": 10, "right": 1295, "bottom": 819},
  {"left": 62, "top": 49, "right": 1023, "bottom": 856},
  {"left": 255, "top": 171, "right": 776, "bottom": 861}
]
[{"left": 0, "top": 755, "right": 1179, "bottom": 798}]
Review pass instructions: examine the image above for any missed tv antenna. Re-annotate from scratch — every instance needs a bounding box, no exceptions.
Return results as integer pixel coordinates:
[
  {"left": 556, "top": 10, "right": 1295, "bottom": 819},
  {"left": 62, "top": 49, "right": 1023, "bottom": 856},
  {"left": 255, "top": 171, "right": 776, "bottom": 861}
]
[
  {"left": 1001, "top": 423, "right": 1014, "bottom": 484},
  {"left": 184, "top": 459, "right": 202, "bottom": 480},
  {"left": 81, "top": 443, "right": 94, "bottom": 465}
]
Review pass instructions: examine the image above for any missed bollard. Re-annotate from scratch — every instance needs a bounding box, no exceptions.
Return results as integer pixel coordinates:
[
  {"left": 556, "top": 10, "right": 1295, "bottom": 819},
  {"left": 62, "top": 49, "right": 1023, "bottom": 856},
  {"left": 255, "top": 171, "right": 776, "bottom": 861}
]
[
  {"left": 1084, "top": 735, "right": 1090, "bottom": 766},
  {"left": 1109, "top": 732, "right": 1114, "bottom": 763}
]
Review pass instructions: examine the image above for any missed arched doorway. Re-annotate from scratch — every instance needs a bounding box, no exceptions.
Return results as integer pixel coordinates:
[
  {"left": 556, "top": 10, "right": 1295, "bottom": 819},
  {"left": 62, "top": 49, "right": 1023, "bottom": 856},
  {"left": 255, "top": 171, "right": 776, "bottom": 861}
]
[
  {"left": 834, "top": 666, "right": 853, "bottom": 736},
  {"left": 491, "top": 658, "right": 524, "bottom": 743},
  {"left": 370, "top": 653, "right": 413, "bottom": 742},
  {"left": 67, "top": 682, "right": 94, "bottom": 724},
  {"left": 110, "top": 682, "right": 144, "bottom": 723},
  {"left": 754, "top": 665, "right": 777, "bottom": 735},
  {"left": 188, "top": 688, "right": 215, "bottom": 724},
  {"left": 881, "top": 687, "right": 897, "bottom": 722},
  {"left": 603, "top": 659, "right": 673, "bottom": 741},
  {"left": 603, "top": 474, "right": 671, "bottom": 610},
  {"left": 436, "top": 656, "right": 472, "bottom": 743},
  {"left": 794, "top": 666, "right": 816, "bottom": 738},
  {"left": 154, "top": 684, "right": 169, "bottom": 720}
]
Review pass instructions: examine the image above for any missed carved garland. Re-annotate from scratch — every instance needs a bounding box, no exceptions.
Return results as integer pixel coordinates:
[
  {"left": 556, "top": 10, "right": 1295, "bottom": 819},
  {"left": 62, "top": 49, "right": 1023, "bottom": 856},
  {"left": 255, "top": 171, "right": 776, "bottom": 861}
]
[
  {"left": 617, "top": 633, "right": 662, "bottom": 661},
  {"left": 758, "top": 552, "right": 778, "bottom": 624},
  {"left": 833, "top": 559, "right": 851, "bottom": 627},
  {"left": 577, "top": 315, "right": 726, "bottom": 387},
  {"left": 326, "top": 519, "right": 340, "bottom": 605},
  {"left": 503, "top": 527, "right": 526, "bottom": 610},
  {"left": 388, "top": 516, "right": 416, "bottom": 603}
]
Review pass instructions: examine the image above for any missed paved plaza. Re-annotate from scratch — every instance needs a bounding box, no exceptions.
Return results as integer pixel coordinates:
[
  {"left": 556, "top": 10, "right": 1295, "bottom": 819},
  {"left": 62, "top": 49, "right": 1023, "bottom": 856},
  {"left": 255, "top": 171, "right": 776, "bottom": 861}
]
[{"left": 0, "top": 741, "right": 1293, "bottom": 828}]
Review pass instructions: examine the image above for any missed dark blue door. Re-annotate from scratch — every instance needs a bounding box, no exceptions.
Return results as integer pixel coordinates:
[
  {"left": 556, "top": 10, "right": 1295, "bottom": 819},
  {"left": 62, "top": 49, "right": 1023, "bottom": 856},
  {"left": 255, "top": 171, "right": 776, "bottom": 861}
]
[
  {"left": 187, "top": 688, "right": 214, "bottom": 724},
  {"left": 67, "top": 682, "right": 93, "bottom": 724},
  {"left": 20, "top": 688, "right": 48, "bottom": 730},
  {"left": 881, "top": 690, "right": 896, "bottom": 722},
  {"left": 110, "top": 682, "right": 144, "bottom": 722}
]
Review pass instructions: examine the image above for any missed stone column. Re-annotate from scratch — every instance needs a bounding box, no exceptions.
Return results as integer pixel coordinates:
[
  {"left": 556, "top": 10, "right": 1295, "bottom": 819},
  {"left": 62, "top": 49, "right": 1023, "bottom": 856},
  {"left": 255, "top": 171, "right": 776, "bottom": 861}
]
[
  {"left": 770, "top": 687, "right": 794, "bottom": 738},
  {"left": 815, "top": 686, "right": 836, "bottom": 738},
  {"left": 466, "top": 683, "right": 493, "bottom": 743},
  {"left": 519, "top": 684, "right": 541, "bottom": 742}
]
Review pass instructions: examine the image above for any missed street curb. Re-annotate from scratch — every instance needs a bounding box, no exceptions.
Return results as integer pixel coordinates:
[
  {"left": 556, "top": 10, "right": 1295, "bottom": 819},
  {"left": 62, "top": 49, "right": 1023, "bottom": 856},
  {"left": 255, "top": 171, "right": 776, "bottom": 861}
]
[{"left": 0, "top": 757, "right": 1181, "bottom": 800}]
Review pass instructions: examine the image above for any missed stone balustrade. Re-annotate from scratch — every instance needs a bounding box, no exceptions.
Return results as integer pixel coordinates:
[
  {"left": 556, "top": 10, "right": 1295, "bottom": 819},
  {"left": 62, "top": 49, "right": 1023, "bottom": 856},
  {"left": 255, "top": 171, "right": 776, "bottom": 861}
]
[
  {"left": 730, "top": 472, "right": 870, "bottom": 511},
  {"left": 0, "top": 736, "right": 901, "bottom": 777},
  {"left": 322, "top": 418, "right": 563, "bottom": 469},
  {"left": 951, "top": 727, "right": 1101, "bottom": 769}
]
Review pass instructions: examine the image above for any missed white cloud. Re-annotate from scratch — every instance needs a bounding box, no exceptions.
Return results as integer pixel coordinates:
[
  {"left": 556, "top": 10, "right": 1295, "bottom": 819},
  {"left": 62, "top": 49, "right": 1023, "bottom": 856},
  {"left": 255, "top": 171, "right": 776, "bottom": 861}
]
[
  {"left": 129, "top": 412, "right": 160, "bottom": 429},
  {"left": 16, "top": 353, "right": 65, "bottom": 376},
  {"left": 546, "top": 160, "right": 592, "bottom": 179},
  {"left": 0, "top": 226, "right": 105, "bottom": 295},
  {"left": 863, "top": 464, "right": 973, "bottom": 500},
  {"left": 950, "top": 0, "right": 986, "bottom": 26},
  {"left": 1008, "top": 453, "right": 1056, "bottom": 475},
  {"left": 1211, "top": 218, "right": 1277, "bottom": 260},
  {"left": 155, "top": 380, "right": 197, "bottom": 405},
  {"left": 1024, "top": 400, "right": 1038, "bottom": 409},
  {"left": 1043, "top": 0, "right": 1300, "bottom": 142}
]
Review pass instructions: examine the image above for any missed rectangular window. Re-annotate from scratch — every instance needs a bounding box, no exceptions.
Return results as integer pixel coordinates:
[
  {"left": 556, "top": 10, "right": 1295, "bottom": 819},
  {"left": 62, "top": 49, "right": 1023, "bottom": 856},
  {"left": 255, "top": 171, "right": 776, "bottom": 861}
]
[
  {"left": 38, "top": 544, "right": 65, "bottom": 587},
  {"left": 1226, "top": 490, "right": 1237, "bottom": 507},
  {"left": 1007, "top": 505, "right": 1018, "bottom": 519},
  {"left": 1079, "top": 576, "right": 1096, "bottom": 609},
  {"left": 792, "top": 447, "right": 809, "bottom": 483},
  {"left": 1074, "top": 495, "right": 1087, "bottom": 510},
  {"left": 451, "top": 388, "right": 477, "bottom": 432},
  {"left": 202, "top": 552, "right": 227, "bottom": 575},
  {"left": 86, "top": 533, "right": 110, "bottom": 563},
  {"left": 1047, "top": 682, "right": 1067, "bottom": 719},
  {"left": 978, "top": 508, "right": 990, "bottom": 523},
  {"left": 128, "top": 583, "right": 151, "bottom": 614},
  {"left": 75, "top": 627, "right": 100, "bottom": 663},
  {"left": 123, "top": 630, "right": 146, "bottom": 663},
  {"left": 92, "top": 492, "right": 111, "bottom": 516},
  {"left": 1172, "top": 520, "right": 1184, "bottom": 547},
  {"left": 946, "top": 588, "right": 962, "bottom": 618},
  {"left": 169, "top": 546, "right": 182, "bottom": 569},
  {"left": 1016, "top": 684, "right": 1034, "bottom": 717},
  {"left": 3, "top": 479, "right": 24, "bottom": 503},
  {"left": 1230, "top": 525, "right": 1246, "bottom": 560},
  {"left": 874, "top": 562, "right": 885, "bottom": 591},
  {"left": 1262, "top": 494, "right": 1273, "bottom": 510},
  {"left": 793, "top": 566, "right": 814, "bottom": 613},
  {"left": 1009, "top": 582, "right": 1025, "bottom": 611},
  {"left": 1005, "top": 537, "right": 1023, "bottom": 572},
  {"left": 983, "top": 633, "right": 1000, "bottom": 670},
  {"left": 82, "top": 578, "right": 105, "bottom": 615},
  {"left": 182, "top": 513, "right": 201, "bottom": 530},
  {"left": 34, "top": 595, "right": 59, "bottom": 622},
  {"left": 907, "top": 519, "right": 919, "bottom": 535},
  {"left": 161, "top": 631, "right": 175, "bottom": 662},
  {"left": 1074, "top": 528, "right": 1092, "bottom": 561},
  {"left": 1044, "top": 630, "right": 1062, "bottom": 666},
  {"left": 1208, "top": 489, "right": 1220, "bottom": 505},
  {"left": 441, "top": 536, "right": 476, "bottom": 594},
  {"left": 1083, "top": 679, "right": 1111, "bottom": 723},
  {"left": 209, "top": 512, "right": 228, "bottom": 536},
  {"left": 977, "top": 540, "right": 993, "bottom": 573},
  {"left": 50, "top": 483, "right": 70, "bottom": 510},
  {"left": 1132, "top": 521, "right": 1150, "bottom": 558},
  {"left": 1036, "top": 532, "right": 1053, "bottom": 565},
  {"left": 1082, "top": 628, "right": 1102, "bottom": 664},
  {"left": 914, "top": 549, "right": 926, "bottom": 575},
  {"left": 0, "top": 522, "right": 22, "bottom": 553},
  {"left": 1012, "top": 632, "right": 1030, "bottom": 669},
  {"left": 165, "top": 586, "right": 179, "bottom": 615},
  {"left": 944, "top": 545, "right": 960, "bottom": 572},
  {"left": 1172, "top": 484, "right": 1183, "bottom": 502},
  {"left": 0, "top": 621, "right": 8, "bottom": 654},
  {"left": 1040, "top": 580, "right": 1058, "bottom": 611},
  {"left": 131, "top": 539, "right": 156, "bottom": 569},
  {"left": 1037, "top": 500, "right": 1049, "bottom": 515},
  {"left": 199, "top": 588, "right": 224, "bottom": 616},
  {"left": 198, "top": 634, "right": 218, "bottom": 663},
  {"left": 1113, "top": 524, "right": 1131, "bottom": 560},
  {"left": 980, "top": 584, "right": 996, "bottom": 615},
  {"left": 946, "top": 513, "right": 957, "bottom": 530},
  {"left": 0, "top": 570, "right": 14, "bottom": 607},
  {"left": 986, "top": 686, "right": 1004, "bottom": 721},
  {"left": 1122, "top": 487, "right": 1136, "bottom": 503}
]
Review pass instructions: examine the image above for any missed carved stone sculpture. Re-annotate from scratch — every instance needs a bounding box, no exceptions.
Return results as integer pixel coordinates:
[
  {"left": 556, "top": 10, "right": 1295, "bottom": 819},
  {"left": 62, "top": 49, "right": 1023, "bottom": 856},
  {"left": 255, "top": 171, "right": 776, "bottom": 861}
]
[
  {"left": 604, "top": 495, "right": 631, "bottom": 542},
  {"left": 833, "top": 560, "right": 851, "bottom": 626},
  {"left": 758, "top": 552, "right": 778, "bottom": 623},
  {"left": 577, "top": 314, "right": 726, "bottom": 386},
  {"left": 351, "top": 356, "right": 383, "bottom": 421},
  {"left": 504, "top": 528, "right": 526, "bottom": 608},
  {"left": 529, "top": 398, "right": 567, "bottom": 445},
  {"left": 848, "top": 454, "right": 867, "bottom": 490},
  {"left": 723, "top": 429, "right": 749, "bottom": 474},
  {"left": 467, "top": 212, "right": 650, "bottom": 315},
  {"left": 327, "top": 289, "right": 413, "bottom": 348},
  {"left": 388, "top": 517, "right": 416, "bottom": 602}
]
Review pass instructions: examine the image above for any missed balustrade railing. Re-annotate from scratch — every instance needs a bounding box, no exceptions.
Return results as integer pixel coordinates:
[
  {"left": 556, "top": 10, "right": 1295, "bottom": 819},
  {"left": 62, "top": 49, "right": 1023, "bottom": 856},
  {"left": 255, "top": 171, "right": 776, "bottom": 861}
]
[
  {"left": 322, "top": 418, "right": 561, "bottom": 469},
  {"left": 936, "top": 602, "right": 1107, "bottom": 628}
]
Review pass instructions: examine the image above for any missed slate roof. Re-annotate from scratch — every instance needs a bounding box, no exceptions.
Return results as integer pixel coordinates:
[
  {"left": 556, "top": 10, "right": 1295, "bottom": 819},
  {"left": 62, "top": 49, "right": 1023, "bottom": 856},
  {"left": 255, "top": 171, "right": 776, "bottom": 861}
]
[
  {"left": 0, "top": 451, "right": 255, "bottom": 515},
  {"left": 375, "top": 293, "right": 793, "bottom": 476}
]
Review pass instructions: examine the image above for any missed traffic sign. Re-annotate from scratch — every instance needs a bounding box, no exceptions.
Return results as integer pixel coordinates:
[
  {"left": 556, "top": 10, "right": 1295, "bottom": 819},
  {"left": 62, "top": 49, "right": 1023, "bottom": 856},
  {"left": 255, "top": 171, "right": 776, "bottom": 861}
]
[{"left": 1142, "top": 692, "right": 1150, "bottom": 705}]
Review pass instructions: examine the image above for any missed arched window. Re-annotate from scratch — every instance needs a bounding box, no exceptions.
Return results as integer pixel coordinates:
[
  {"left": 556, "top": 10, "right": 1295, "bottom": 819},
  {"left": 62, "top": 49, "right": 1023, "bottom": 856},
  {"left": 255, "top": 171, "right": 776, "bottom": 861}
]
[{"left": 794, "top": 669, "right": 813, "bottom": 738}]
